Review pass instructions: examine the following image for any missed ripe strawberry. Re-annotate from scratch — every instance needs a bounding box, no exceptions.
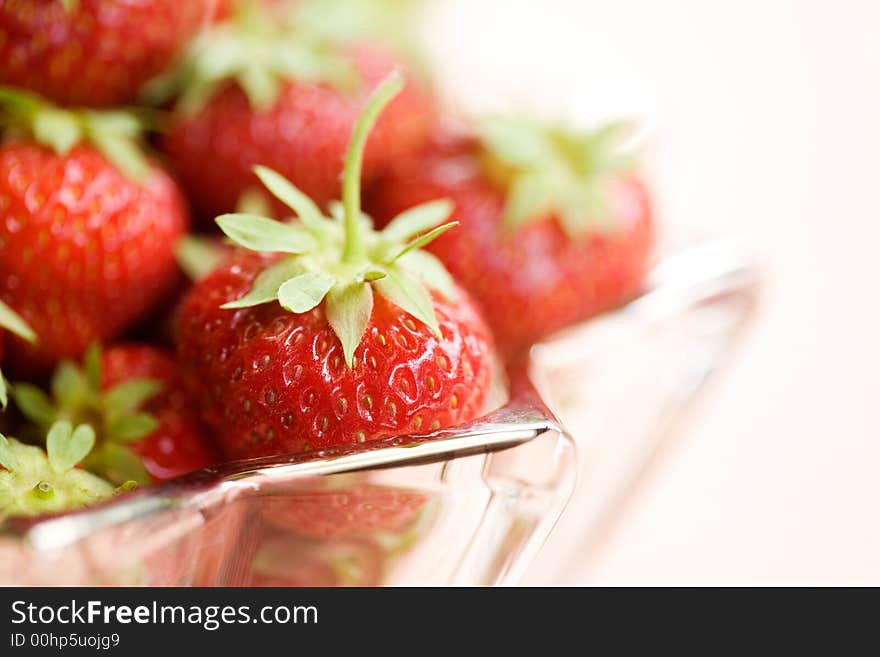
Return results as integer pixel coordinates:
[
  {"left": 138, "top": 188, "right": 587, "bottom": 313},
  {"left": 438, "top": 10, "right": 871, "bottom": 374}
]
[
  {"left": 100, "top": 345, "right": 219, "bottom": 481},
  {"left": 369, "top": 121, "right": 655, "bottom": 353},
  {"left": 11, "top": 344, "right": 217, "bottom": 484},
  {"left": 0, "top": 88, "right": 188, "bottom": 374},
  {"left": 0, "top": 0, "right": 212, "bottom": 107},
  {"left": 158, "top": 1, "right": 435, "bottom": 221},
  {"left": 177, "top": 72, "right": 493, "bottom": 460},
  {"left": 261, "top": 484, "right": 427, "bottom": 540}
]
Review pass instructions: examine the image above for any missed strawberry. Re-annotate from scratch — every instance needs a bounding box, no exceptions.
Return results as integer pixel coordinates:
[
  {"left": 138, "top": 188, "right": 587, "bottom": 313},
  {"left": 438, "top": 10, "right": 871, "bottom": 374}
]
[
  {"left": 0, "top": 88, "right": 189, "bottom": 374},
  {"left": 177, "top": 72, "right": 494, "bottom": 460},
  {"left": 157, "top": 0, "right": 435, "bottom": 221},
  {"left": 99, "top": 345, "right": 219, "bottom": 481},
  {"left": 0, "top": 0, "right": 212, "bottom": 107},
  {"left": 11, "top": 344, "right": 217, "bottom": 484},
  {"left": 0, "top": 420, "right": 114, "bottom": 520},
  {"left": 369, "top": 121, "right": 655, "bottom": 353},
  {"left": 261, "top": 484, "right": 427, "bottom": 540}
]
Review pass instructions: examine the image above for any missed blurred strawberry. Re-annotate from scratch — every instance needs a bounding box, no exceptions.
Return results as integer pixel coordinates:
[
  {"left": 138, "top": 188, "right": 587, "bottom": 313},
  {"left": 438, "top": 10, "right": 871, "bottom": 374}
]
[
  {"left": 0, "top": 0, "right": 213, "bottom": 107},
  {"left": 0, "top": 88, "right": 188, "bottom": 374},
  {"left": 10, "top": 344, "right": 217, "bottom": 484},
  {"left": 156, "top": 0, "right": 435, "bottom": 221},
  {"left": 100, "top": 344, "right": 219, "bottom": 481},
  {"left": 369, "top": 120, "right": 655, "bottom": 353}
]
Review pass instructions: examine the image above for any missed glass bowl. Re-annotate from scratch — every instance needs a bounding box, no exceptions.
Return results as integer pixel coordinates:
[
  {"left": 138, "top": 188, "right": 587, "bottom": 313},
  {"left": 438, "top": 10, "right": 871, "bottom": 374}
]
[{"left": 0, "top": 238, "right": 757, "bottom": 586}]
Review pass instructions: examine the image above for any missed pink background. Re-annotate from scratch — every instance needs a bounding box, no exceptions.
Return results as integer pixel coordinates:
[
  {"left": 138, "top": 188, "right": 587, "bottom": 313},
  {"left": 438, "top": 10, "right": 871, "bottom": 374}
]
[{"left": 419, "top": 0, "right": 880, "bottom": 584}]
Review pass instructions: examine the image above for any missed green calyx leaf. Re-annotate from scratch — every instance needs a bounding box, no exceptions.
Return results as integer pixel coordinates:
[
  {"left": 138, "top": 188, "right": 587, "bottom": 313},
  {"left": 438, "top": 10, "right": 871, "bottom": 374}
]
[
  {"left": 58, "top": 0, "right": 79, "bottom": 12},
  {"left": 145, "top": 1, "right": 357, "bottom": 114},
  {"left": 220, "top": 255, "right": 303, "bottom": 309},
  {"left": 0, "top": 299, "right": 36, "bottom": 343},
  {"left": 176, "top": 235, "right": 227, "bottom": 282},
  {"left": 84, "top": 443, "right": 151, "bottom": 487},
  {"left": 326, "top": 283, "right": 374, "bottom": 368},
  {"left": 278, "top": 272, "right": 336, "bottom": 314},
  {"left": 10, "top": 383, "right": 55, "bottom": 426},
  {"left": 0, "top": 433, "right": 20, "bottom": 472},
  {"left": 83, "top": 343, "right": 102, "bottom": 393},
  {"left": 8, "top": 345, "right": 162, "bottom": 485},
  {"left": 388, "top": 221, "right": 458, "bottom": 263},
  {"left": 478, "top": 116, "right": 638, "bottom": 238},
  {"left": 105, "top": 413, "right": 160, "bottom": 443},
  {"left": 103, "top": 379, "right": 162, "bottom": 417},
  {"left": 217, "top": 213, "right": 315, "bottom": 254},
  {"left": 373, "top": 268, "right": 441, "bottom": 338},
  {"left": 253, "top": 166, "right": 324, "bottom": 231},
  {"left": 0, "top": 88, "right": 152, "bottom": 183},
  {"left": 216, "top": 73, "right": 458, "bottom": 368},
  {"left": 47, "top": 421, "right": 95, "bottom": 473},
  {"left": 0, "top": 431, "right": 114, "bottom": 520}
]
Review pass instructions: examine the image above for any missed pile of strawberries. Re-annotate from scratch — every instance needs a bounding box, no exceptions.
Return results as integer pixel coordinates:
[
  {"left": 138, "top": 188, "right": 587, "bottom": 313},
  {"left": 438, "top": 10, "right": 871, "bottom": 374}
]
[{"left": 0, "top": 0, "right": 653, "bottom": 519}]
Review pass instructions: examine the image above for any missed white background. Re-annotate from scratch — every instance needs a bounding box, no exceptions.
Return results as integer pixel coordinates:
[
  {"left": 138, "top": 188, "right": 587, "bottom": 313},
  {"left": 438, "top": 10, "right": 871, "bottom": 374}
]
[{"left": 419, "top": 0, "right": 880, "bottom": 584}]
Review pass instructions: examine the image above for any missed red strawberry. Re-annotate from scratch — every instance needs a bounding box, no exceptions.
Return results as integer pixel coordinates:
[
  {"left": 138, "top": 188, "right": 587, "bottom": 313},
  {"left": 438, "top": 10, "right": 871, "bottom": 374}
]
[
  {"left": 261, "top": 484, "right": 427, "bottom": 540},
  {"left": 177, "top": 72, "right": 494, "bottom": 460},
  {"left": 369, "top": 122, "right": 655, "bottom": 353},
  {"left": 10, "top": 343, "right": 217, "bottom": 484},
  {"left": 158, "top": 1, "right": 435, "bottom": 221},
  {"left": 0, "top": 89, "right": 188, "bottom": 375},
  {"left": 208, "top": 0, "right": 234, "bottom": 22},
  {"left": 100, "top": 345, "right": 218, "bottom": 481},
  {"left": 0, "top": 0, "right": 212, "bottom": 107}
]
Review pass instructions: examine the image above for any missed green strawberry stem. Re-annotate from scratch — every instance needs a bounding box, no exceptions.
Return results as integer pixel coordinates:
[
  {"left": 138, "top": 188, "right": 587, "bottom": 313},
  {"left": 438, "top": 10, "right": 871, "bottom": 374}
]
[{"left": 342, "top": 70, "right": 404, "bottom": 263}]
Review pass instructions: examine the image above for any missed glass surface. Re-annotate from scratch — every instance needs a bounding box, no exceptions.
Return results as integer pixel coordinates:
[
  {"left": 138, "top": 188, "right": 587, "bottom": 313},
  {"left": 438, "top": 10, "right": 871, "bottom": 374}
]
[
  {"left": 0, "top": 239, "right": 757, "bottom": 586},
  {"left": 524, "top": 238, "right": 759, "bottom": 582}
]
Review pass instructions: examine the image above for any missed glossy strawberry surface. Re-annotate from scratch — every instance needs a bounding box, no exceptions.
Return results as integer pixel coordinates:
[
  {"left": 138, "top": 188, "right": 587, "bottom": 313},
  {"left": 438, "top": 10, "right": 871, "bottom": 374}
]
[
  {"left": 370, "top": 135, "right": 655, "bottom": 352},
  {"left": 0, "top": 142, "right": 188, "bottom": 374},
  {"left": 101, "top": 344, "right": 218, "bottom": 481},
  {"left": 0, "top": 0, "right": 210, "bottom": 106},
  {"left": 177, "top": 250, "right": 493, "bottom": 459},
  {"left": 162, "top": 46, "right": 435, "bottom": 221}
]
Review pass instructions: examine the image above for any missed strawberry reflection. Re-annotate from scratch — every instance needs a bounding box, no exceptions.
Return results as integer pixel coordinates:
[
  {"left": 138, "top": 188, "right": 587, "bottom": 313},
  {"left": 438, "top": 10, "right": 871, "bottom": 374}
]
[{"left": 246, "top": 483, "right": 432, "bottom": 586}]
